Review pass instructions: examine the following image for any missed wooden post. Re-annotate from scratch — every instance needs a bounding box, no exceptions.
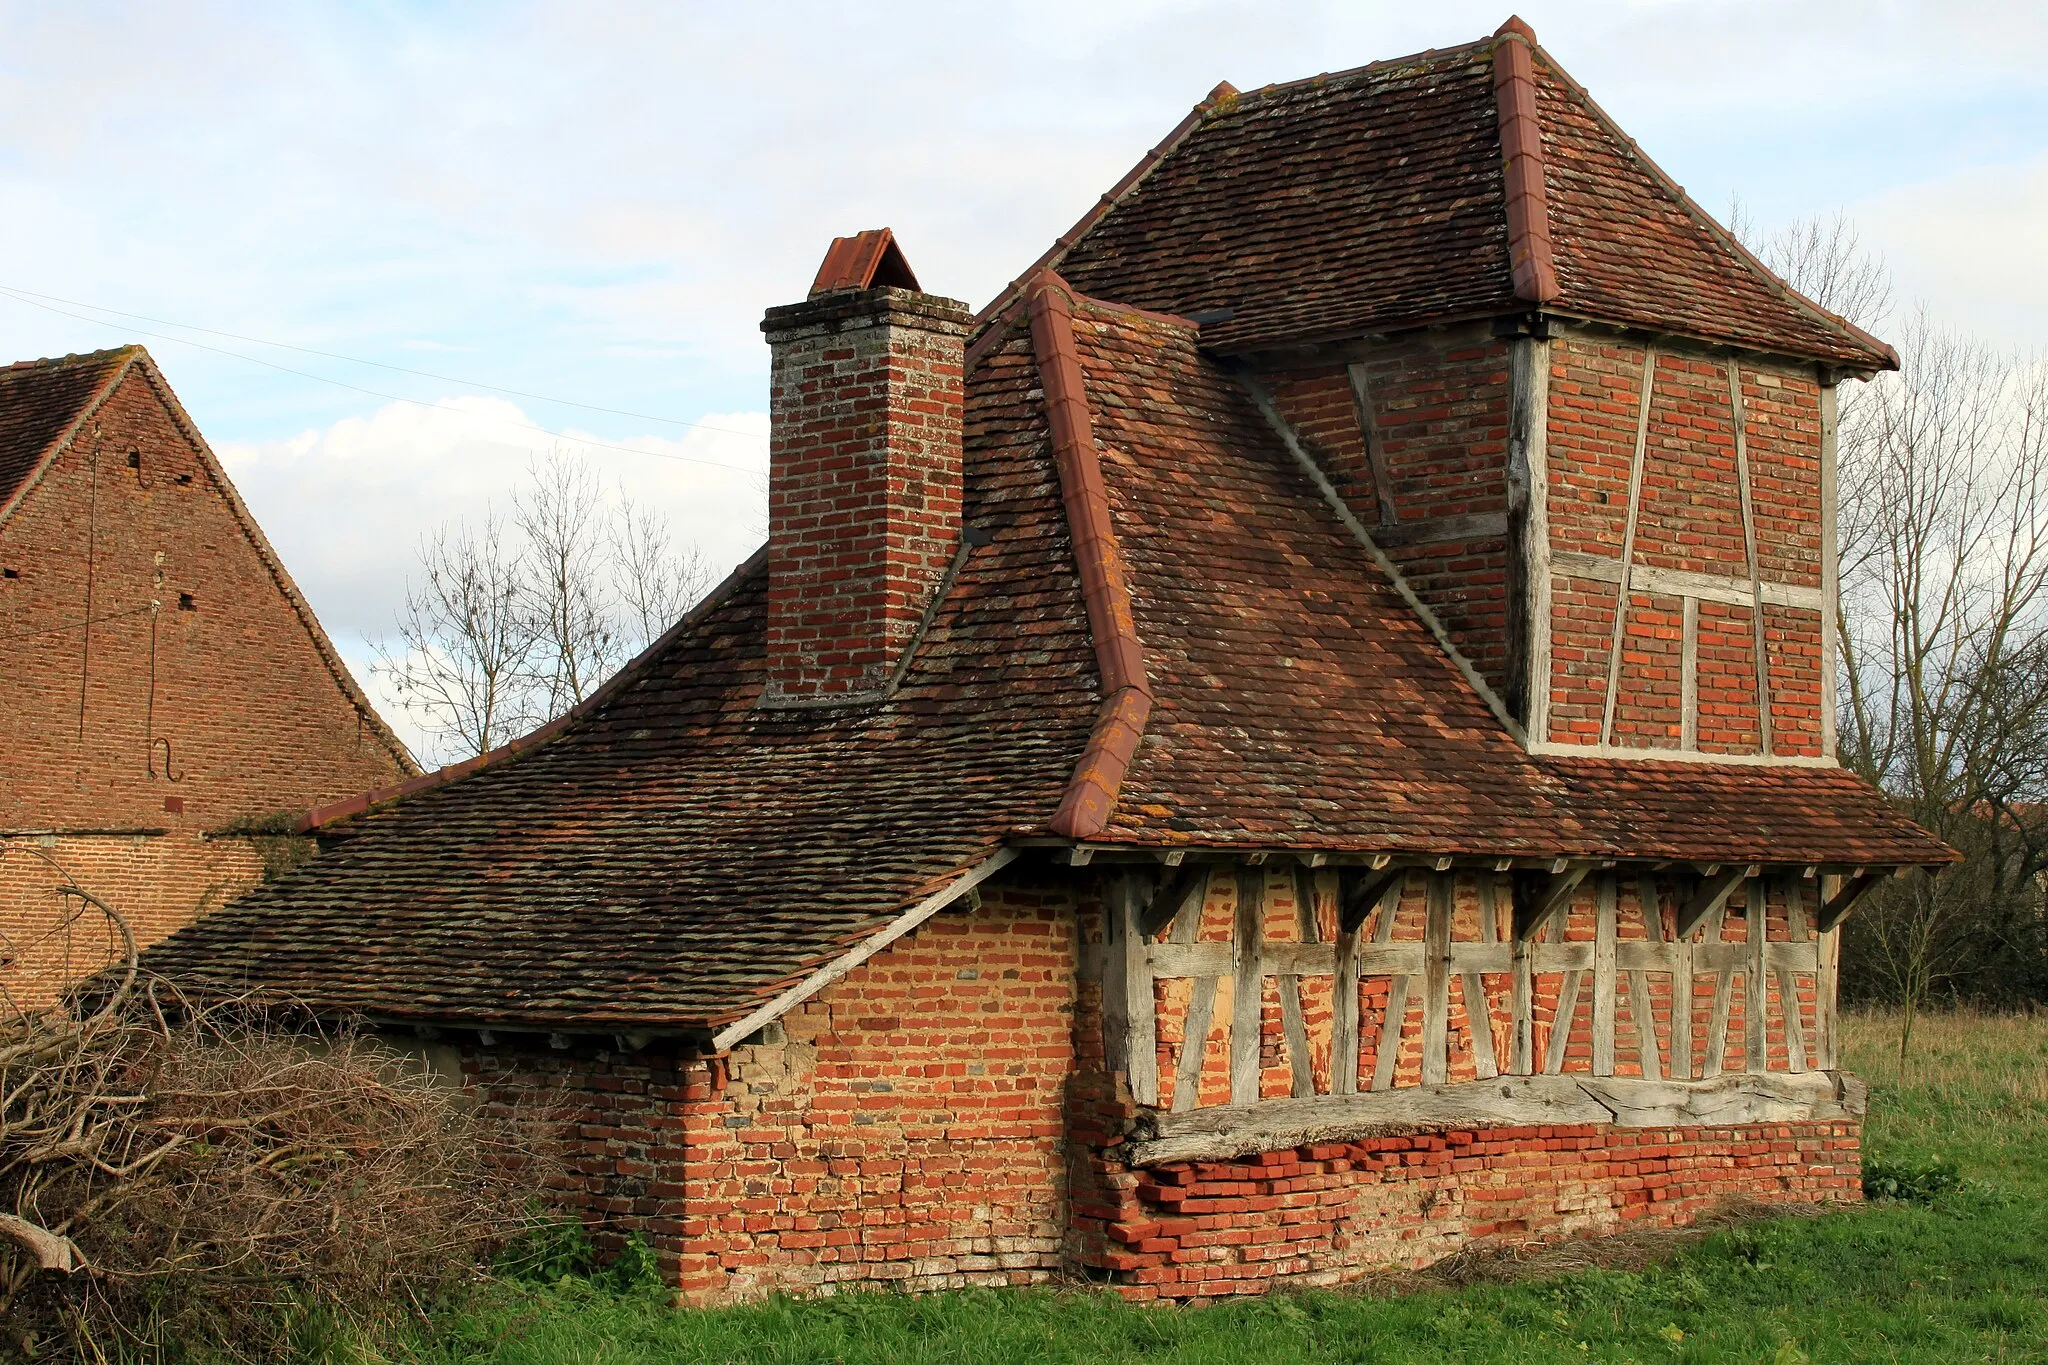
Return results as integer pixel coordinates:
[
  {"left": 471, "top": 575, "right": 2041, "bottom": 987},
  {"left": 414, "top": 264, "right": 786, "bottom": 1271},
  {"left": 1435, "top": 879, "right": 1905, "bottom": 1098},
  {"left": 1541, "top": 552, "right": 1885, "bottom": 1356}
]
[
  {"left": 1280, "top": 865, "right": 1319, "bottom": 1098},
  {"left": 1169, "top": 869, "right": 1215, "bottom": 1113},
  {"left": 1467, "top": 876, "right": 1500, "bottom": 1080},
  {"left": 1817, "top": 873, "right": 1842, "bottom": 1069},
  {"left": 1510, "top": 886, "right": 1535, "bottom": 1075},
  {"left": 1422, "top": 873, "right": 1453, "bottom": 1086},
  {"left": 1630, "top": 874, "right": 1663, "bottom": 1080},
  {"left": 1370, "top": 872, "right": 1409, "bottom": 1092},
  {"left": 1745, "top": 877, "right": 1768, "bottom": 1073},
  {"left": 1230, "top": 864, "right": 1265, "bottom": 1105},
  {"left": 1704, "top": 896, "right": 1733, "bottom": 1080},
  {"left": 1103, "top": 869, "right": 1159, "bottom": 1104},
  {"left": 1669, "top": 878, "right": 1694, "bottom": 1080},
  {"left": 1820, "top": 384, "right": 1840, "bottom": 760},
  {"left": 1347, "top": 362, "right": 1398, "bottom": 525},
  {"left": 1780, "top": 876, "right": 1809, "bottom": 1074},
  {"left": 1592, "top": 874, "right": 1618, "bottom": 1076}
]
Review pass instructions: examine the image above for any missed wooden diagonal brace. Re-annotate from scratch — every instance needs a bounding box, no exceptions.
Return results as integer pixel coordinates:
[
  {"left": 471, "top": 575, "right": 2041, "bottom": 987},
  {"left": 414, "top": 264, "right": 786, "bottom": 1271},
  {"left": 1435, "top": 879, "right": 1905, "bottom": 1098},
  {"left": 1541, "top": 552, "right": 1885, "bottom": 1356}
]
[
  {"left": 1817, "top": 872, "right": 1886, "bottom": 934},
  {"left": 1675, "top": 866, "right": 1753, "bottom": 940},
  {"left": 1140, "top": 863, "right": 1208, "bottom": 939},
  {"left": 1338, "top": 865, "right": 1406, "bottom": 934},
  {"left": 1512, "top": 863, "right": 1591, "bottom": 941}
]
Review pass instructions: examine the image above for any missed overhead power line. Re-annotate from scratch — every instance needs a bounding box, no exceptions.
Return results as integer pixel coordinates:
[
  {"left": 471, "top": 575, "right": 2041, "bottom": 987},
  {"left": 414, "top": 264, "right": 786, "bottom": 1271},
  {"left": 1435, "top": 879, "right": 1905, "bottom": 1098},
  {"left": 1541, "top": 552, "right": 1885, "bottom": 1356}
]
[{"left": 0, "top": 284, "right": 766, "bottom": 476}]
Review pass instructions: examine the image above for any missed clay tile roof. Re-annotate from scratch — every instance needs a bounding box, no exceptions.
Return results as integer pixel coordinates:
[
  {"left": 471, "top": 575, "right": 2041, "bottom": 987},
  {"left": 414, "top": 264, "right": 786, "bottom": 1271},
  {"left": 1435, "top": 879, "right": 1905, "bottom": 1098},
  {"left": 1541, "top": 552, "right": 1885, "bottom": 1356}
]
[
  {"left": 0, "top": 348, "right": 135, "bottom": 518},
  {"left": 140, "top": 284, "right": 1947, "bottom": 1033},
  {"left": 809, "top": 228, "right": 921, "bottom": 297},
  {"left": 1041, "top": 29, "right": 1891, "bottom": 369}
]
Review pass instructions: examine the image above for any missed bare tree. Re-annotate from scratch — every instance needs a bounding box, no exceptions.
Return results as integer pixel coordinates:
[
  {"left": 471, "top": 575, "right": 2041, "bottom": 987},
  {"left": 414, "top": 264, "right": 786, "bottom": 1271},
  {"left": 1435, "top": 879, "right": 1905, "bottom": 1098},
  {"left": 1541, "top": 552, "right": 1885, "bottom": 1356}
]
[
  {"left": 514, "top": 452, "right": 623, "bottom": 715},
  {"left": 613, "top": 489, "right": 711, "bottom": 653},
  {"left": 377, "top": 456, "right": 714, "bottom": 765},
  {"left": 1741, "top": 209, "right": 2048, "bottom": 1058},
  {"left": 373, "top": 511, "right": 537, "bottom": 762}
]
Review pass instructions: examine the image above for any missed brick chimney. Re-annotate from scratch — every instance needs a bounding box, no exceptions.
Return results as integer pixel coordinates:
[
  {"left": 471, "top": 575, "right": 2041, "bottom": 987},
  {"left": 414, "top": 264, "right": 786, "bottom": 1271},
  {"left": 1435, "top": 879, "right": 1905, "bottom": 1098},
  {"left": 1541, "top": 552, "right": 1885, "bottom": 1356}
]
[{"left": 759, "top": 230, "right": 971, "bottom": 705}]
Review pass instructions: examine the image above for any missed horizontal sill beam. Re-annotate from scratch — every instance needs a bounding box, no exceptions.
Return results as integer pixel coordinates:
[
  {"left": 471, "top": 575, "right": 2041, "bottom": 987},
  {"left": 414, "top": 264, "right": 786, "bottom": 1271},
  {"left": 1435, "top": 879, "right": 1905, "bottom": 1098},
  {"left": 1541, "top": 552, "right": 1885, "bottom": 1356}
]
[{"left": 1122, "top": 1070, "right": 1867, "bottom": 1167}]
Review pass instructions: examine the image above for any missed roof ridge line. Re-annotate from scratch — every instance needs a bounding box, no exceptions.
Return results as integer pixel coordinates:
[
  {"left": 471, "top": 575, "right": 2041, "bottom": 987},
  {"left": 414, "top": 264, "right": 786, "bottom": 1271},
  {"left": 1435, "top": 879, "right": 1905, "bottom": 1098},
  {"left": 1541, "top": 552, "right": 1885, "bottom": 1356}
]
[
  {"left": 0, "top": 348, "right": 136, "bottom": 529},
  {"left": 298, "top": 542, "right": 770, "bottom": 833},
  {"left": 1028, "top": 271, "right": 1154, "bottom": 841},
  {"left": 967, "top": 82, "right": 1239, "bottom": 347},
  {"left": 1236, "top": 369, "right": 1531, "bottom": 745},
  {"left": 1492, "top": 21, "right": 1560, "bottom": 305},
  {"left": 1219, "top": 35, "right": 1492, "bottom": 102},
  {"left": 122, "top": 350, "right": 418, "bottom": 778},
  {"left": 1522, "top": 37, "right": 1897, "bottom": 371}
]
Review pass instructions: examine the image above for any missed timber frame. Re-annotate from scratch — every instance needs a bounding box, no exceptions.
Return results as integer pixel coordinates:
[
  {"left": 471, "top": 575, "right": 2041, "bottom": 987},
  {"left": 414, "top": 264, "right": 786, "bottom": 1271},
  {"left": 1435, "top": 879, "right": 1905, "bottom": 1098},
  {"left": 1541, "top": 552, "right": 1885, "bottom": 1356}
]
[{"left": 1064, "top": 845, "right": 1903, "bottom": 1166}]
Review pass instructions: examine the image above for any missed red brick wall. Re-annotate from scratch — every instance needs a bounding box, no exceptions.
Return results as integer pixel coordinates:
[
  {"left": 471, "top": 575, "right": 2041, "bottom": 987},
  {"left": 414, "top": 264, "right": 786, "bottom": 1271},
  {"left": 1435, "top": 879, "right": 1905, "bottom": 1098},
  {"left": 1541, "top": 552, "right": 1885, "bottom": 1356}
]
[
  {"left": 1543, "top": 334, "right": 1826, "bottom": 755},
  {"left": 0, "top": 367, "right": 409, "bottom": 832},
  {"left": 1268, "top": 334, "right": 1516, "bottom": 700},
  {"left": 450, "top": 874, "right": 1081, "bottom": 1305},
  {"left": 762, "top": 290, "right": 971, "bottom": 701},
  {"left": 1072, "top": 1119, "right": 1859, "bottom": 1300},
  {"left": 0, "top": 362, "right": 410, "bottom": 986},
  {"left": 0, "top": 832, "right": 266, "bottom": 1008}
]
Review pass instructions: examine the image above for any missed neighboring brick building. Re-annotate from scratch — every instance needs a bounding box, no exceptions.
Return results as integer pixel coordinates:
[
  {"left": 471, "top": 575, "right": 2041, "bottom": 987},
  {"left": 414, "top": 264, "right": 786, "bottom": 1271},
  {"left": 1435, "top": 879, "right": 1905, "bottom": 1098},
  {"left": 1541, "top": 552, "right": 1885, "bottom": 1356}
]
[
  {"left": 0, "top": 345, "right": 413, "bottom": 1003},
  {"left": 147, "top": 20, "right": 1955, "bottom": 1303}
]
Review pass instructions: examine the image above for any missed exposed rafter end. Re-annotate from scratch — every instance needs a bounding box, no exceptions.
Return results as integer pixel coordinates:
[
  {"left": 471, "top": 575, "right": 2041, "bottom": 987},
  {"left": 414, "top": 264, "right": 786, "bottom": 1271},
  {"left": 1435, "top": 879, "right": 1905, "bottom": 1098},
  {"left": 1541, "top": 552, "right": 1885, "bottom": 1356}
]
[
  {"left": 1817, "top": 870, "right": 1893, "bottom": 934},
  {"left": 1512, "top": 862, "right": 1591, "bottom": 941},
  {"left": 1338, "top": 864, "right": 1407, "bottom": 934},
  {"left": 1675, "top": 864, "right": 1756, "bottom": 940}
]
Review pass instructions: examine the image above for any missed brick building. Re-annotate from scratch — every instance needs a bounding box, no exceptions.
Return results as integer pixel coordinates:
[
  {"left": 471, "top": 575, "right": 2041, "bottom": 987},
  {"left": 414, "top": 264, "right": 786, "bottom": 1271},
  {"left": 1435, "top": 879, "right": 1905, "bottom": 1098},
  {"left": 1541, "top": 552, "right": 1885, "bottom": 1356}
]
[
  {"left": 147, "top": 21, "right": 1954, "bottom": 1303},
  {"left": 0, "top": 345, "right": 413, "bottom": 1003}
]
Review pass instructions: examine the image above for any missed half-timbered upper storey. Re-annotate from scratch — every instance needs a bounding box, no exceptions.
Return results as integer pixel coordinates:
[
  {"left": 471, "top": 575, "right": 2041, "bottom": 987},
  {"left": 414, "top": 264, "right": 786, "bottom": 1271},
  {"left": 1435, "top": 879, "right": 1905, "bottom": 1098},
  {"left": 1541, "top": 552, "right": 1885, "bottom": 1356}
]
[{"left": 143, "top": 20, "right": 1949, "bottom": 1068}]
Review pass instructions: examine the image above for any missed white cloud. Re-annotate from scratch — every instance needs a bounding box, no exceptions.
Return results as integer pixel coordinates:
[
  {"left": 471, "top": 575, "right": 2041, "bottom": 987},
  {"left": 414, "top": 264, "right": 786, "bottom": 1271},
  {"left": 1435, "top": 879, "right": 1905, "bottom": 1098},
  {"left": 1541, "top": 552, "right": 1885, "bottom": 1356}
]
[
  {"left": 214, "top": 395, "right": 767, "bottom": 761},
  {"left": 1853, "top": 151, "right": 2048, "bottom": 349}
]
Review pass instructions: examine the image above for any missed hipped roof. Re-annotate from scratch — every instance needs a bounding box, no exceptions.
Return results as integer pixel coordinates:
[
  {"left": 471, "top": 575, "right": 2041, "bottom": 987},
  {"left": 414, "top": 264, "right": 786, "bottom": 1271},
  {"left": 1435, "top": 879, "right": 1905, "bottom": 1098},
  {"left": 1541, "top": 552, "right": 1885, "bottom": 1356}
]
[{"left": 140, "top": 282, "right": 1947, "bottom": 1035}]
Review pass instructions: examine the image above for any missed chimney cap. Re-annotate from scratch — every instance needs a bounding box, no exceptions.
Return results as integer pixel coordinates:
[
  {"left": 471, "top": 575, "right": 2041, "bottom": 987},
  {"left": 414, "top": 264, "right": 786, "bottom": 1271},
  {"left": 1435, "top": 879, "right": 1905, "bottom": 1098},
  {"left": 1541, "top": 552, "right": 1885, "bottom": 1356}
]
[{"left": 809, "top": 228, "right": 922, "bottom": 298}]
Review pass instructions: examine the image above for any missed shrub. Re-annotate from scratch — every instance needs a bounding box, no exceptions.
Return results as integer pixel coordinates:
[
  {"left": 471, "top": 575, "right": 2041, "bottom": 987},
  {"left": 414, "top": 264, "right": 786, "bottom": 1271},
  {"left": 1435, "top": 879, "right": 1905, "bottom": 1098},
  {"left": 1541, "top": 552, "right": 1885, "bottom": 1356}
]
[
  {"left": 0, "top": 971, "right": 545, "bottom": 1360},
  {"left": 1862, "top": 1153, "right": 1963, "bottom": 1203}
]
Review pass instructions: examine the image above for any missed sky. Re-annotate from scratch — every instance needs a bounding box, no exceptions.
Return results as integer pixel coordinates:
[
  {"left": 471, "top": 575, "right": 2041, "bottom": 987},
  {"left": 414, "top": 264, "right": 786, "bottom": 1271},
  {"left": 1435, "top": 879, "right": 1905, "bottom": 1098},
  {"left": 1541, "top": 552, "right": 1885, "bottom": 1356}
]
[{"left": 1, "top": 0, "right": 2043, "bottom": 760}]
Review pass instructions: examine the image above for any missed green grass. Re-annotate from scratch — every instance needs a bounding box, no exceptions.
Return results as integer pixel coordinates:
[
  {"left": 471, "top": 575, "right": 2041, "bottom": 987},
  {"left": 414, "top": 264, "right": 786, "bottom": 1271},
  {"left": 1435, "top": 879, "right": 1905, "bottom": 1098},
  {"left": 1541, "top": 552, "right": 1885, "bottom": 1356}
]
[{"left": 384, "top": 1011, "right": 2048, "bottom": 1364}]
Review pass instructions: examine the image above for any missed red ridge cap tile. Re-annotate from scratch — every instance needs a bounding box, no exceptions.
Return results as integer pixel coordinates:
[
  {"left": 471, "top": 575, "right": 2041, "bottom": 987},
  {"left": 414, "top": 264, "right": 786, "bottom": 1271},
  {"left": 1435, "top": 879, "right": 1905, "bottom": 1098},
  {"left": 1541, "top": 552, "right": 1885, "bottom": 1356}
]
[
  {"left": 808, "top": 228, "right": 920, "bottom": 297},
  {"left": 1029, "top": 272, "right": 1153, "bottom": 839},
  {"left": 1492, "top": 22, "right": 1559, "bottom": 305}
]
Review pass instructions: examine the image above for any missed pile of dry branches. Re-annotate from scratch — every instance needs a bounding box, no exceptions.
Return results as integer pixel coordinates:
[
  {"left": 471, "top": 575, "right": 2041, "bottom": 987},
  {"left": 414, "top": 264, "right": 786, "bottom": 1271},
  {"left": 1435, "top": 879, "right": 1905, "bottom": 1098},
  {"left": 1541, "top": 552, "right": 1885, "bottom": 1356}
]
[{"left": 0, "top": 874, "right": 541, "bottom": 1358}]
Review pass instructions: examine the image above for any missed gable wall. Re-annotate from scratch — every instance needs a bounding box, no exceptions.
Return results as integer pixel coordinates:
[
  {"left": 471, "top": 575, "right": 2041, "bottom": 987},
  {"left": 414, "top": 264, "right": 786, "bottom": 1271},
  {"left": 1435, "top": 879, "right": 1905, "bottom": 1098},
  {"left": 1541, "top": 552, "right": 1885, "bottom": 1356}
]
[
  {"left": 1267, "top": 334, "right": 1517, "bottom": 700},
  {"left": 0, "top": 367, "right": 409, "bottom": 981},
  {"left": 1540, "top": 332, "right": 1828, "bottom": 757}
]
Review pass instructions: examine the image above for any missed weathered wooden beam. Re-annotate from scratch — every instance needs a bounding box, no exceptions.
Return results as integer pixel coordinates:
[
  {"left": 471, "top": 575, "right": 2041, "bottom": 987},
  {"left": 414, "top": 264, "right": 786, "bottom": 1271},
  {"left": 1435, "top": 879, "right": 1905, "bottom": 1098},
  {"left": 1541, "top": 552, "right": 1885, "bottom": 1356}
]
[
  {"left": 1745, "top": 877, "right": 1767, "bottom": 1074},
  {"left": 1281, "top": 864, "right": 1319, "bottom": 1098},
  {"left": 1372, "top": 975, "right": 1410, "bottom": 1092},
  {"left": 1338, "top": 865, "right": 1405, "bottom": 933},
  {"left": 1421, "top": 874, "right": 1453, "bottom": 1086},
  {"left": 1513, "top": 863, "right": 1591, "bottom": 941},
  {"left": 1592, "top": 875, "right": 1619, "bottom": 1076},
  {"left": 1125, "top": 1071, "right": 1868, "bottom": 1166},
  {"left": 1347, "top": 361, "right": 1398, "bottom": 524},
  {"left": 1630, "top": 874, "right": 1663, "bottom": 1081},
  {"left": 1467, "top": 876, "right": 1501, "bottom": 1080},
  {"left": 1332, "top": 919, "right": 1361, "bottom": 1096},
  {"left": 1141, "top": 863, "right": 1211, "bottom": 939},
  {"left": 1816, "top": 872, "right": 1884, "bottom": 933},
  {"left": 1675, "top": 866, "right": 1750, "bottom": 940},
  {"left": 1544, "top": 970, "right": 1584, "bottom": 1075},
  {"left": 1103, "top": 869, "right": 1160, "bottom": 1105},
  {"left": 1230, "top": 865, "right": 1265, "bottom": 1105},
  {"left": 1728, "top": 357, "right": 1774, "bottom": 756},
  {"left": 1599, "top": 347, "right": 1657, "bottom": 747},
  {"left": 1172, "top": 978, "right": 1217, "bottom": 1113},
  {"left": 1779, "top": 877, "right": 1809, "bottom": 1075}
]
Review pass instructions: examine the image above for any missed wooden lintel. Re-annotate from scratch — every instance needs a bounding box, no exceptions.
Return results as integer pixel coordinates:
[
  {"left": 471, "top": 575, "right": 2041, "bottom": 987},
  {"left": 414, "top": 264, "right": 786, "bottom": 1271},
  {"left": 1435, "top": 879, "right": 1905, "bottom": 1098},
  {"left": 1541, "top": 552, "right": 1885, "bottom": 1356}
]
[
  {"left": 1817, "top": 873, "right": 1883, "bottom": 933},
  {"left": 1513, "top": 863, "right": 1591, "bottom": 941},
  {"left": 1140, "top": 863, "right": 1210, "bottom": 940},
  {"left": 1338, "top": 865, "right": 1406, "bottom": 934},
  {"left": 1675, "top": 867, "right": 1747, "bottom": 940}
]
